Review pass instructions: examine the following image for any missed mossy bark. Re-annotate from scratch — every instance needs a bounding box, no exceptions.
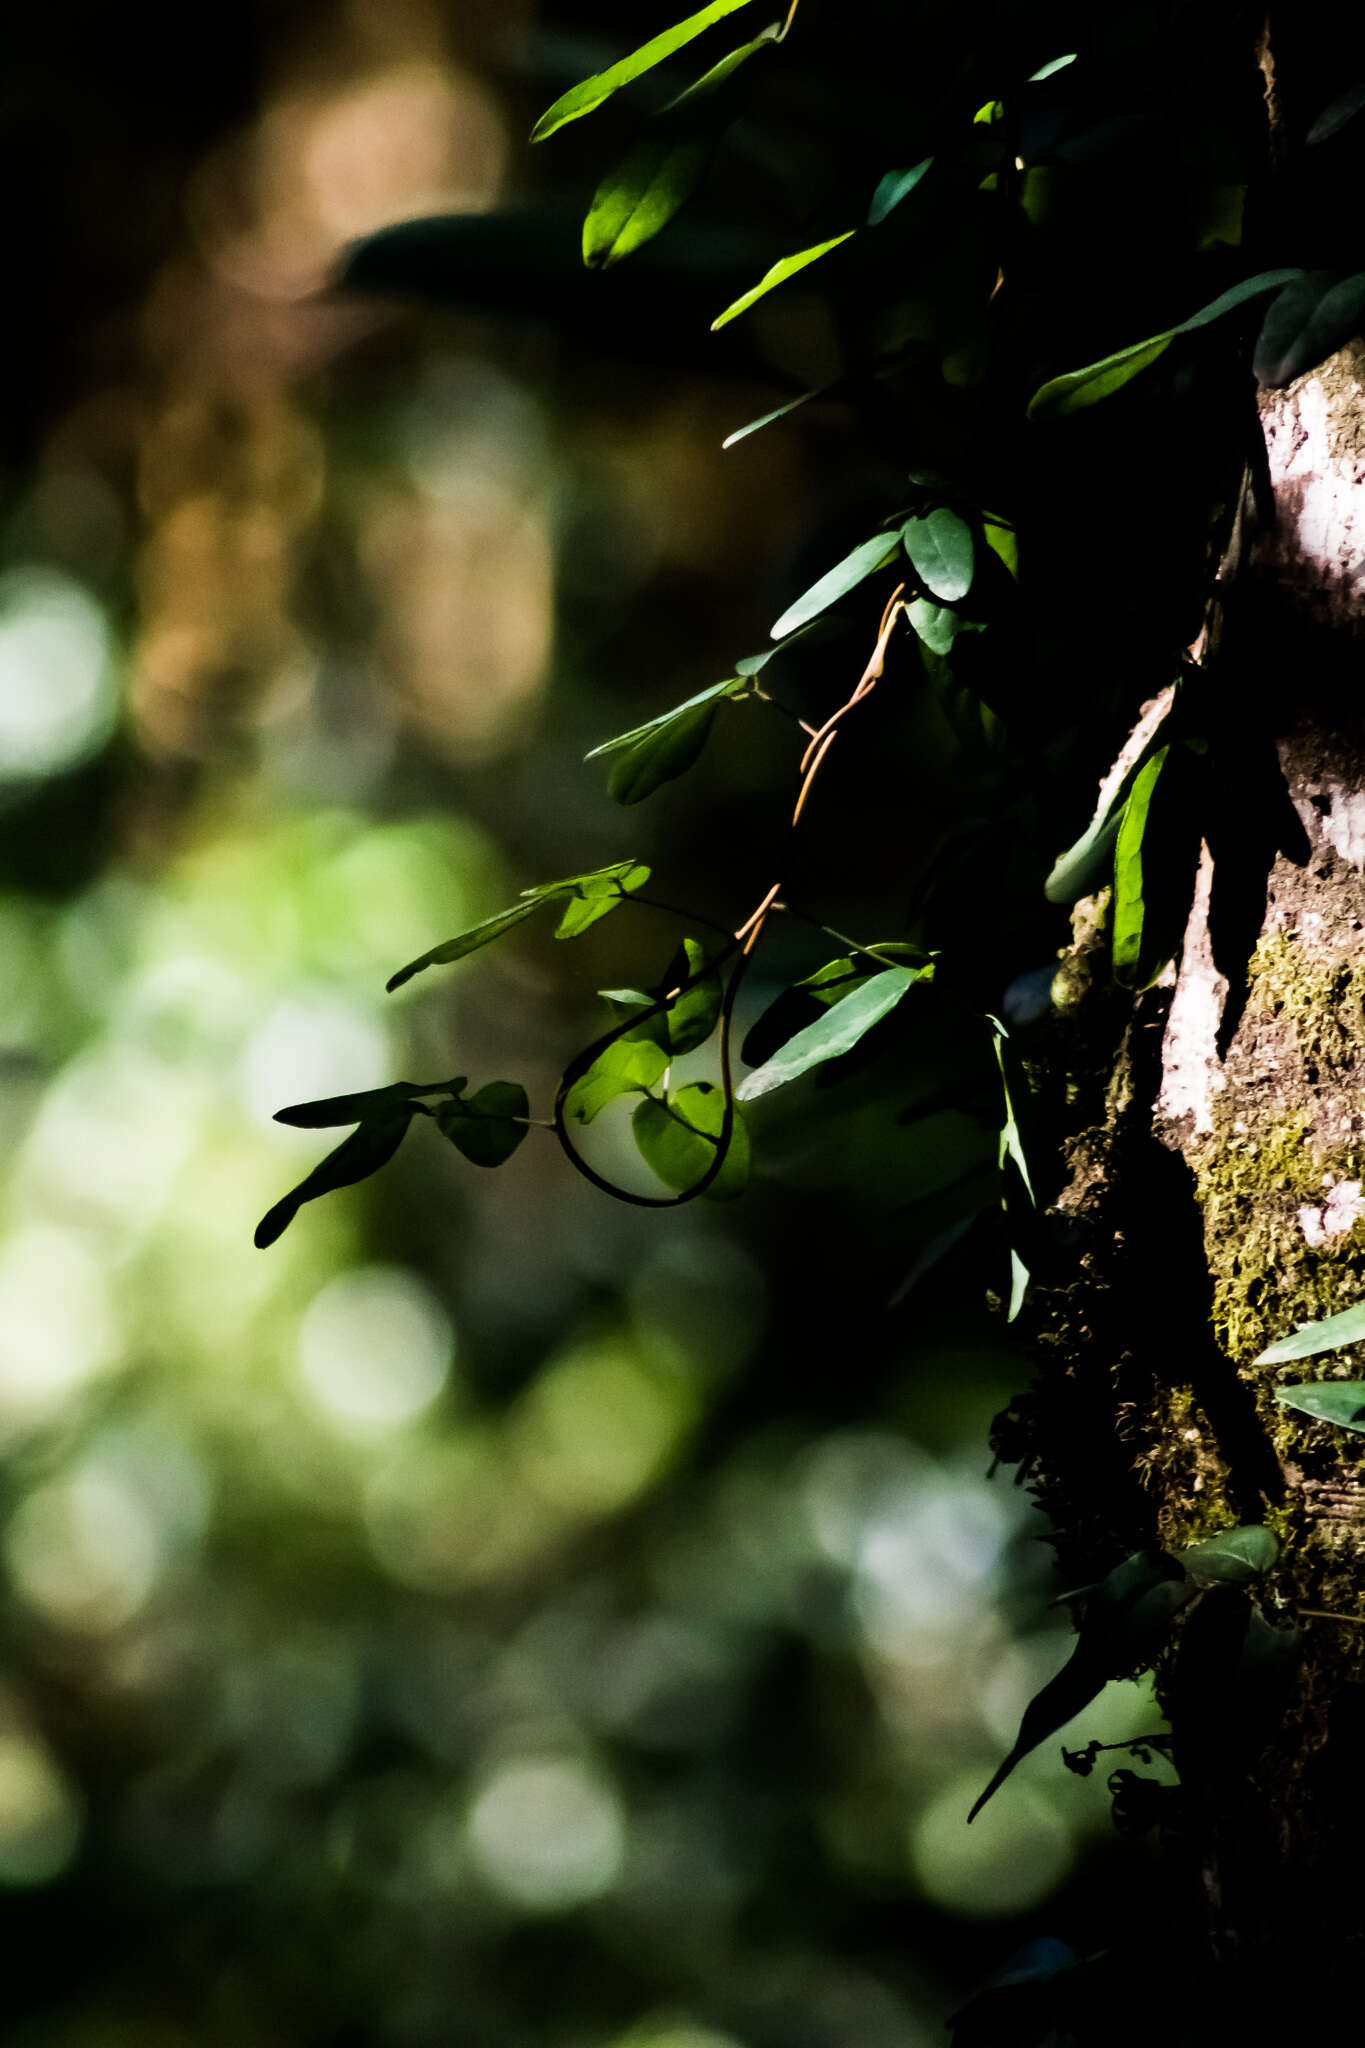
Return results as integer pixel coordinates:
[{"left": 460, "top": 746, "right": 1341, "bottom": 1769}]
[{"left": 1003, "top": 339, "right": 1365, "bottom": 2003}]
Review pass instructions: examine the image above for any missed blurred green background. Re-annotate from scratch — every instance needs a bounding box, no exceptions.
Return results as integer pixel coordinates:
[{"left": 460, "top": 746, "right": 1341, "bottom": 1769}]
[{"left": 0, "top": 3, "right": 1165, "bottom": 2039}]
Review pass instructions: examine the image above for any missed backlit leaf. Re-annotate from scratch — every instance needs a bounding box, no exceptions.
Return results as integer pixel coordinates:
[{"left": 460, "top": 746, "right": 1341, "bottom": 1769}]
[
  {"left": 438, "top": 1081, "right": 530, "bottom": 1167},
  {"left": 582, "top": 26, "right": 778, "bottom": 266},
  {"left": 633, "top": 1081, "right": 749, "bottom": 1198},
  {"left": 531, "top": 0, "right": 757, "bottom": 142},
  {"left": 563, "top": 1038, "right": 669, "bottom": 1124},
  {"left": 1112, "top": 743, "right": 1201, "bottom": 991},
  {"left": 711, "top": 231, "right": 856, "bottom": 332}
]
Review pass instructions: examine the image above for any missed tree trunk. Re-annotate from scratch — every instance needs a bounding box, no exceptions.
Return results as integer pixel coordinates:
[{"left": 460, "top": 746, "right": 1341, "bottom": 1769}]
[{"left": 1009, "top": 314, "right": 1365, "bottom": 2014}]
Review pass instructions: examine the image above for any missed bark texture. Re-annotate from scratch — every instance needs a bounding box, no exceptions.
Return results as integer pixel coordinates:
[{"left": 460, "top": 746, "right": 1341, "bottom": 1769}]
[{"left": 1005, "top": 342, "right": 1365, "bottom": 2004}]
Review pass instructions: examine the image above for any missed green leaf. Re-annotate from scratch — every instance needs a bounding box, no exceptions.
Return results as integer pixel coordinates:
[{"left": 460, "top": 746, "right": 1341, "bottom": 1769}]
[
  {"left": 991, "top": 1016, "right": 1035, "bottom": 1322},
  {"left": 738, "top": 965, "right": 925, "bottom": 1101},
  {"left": 1257, "top": 1302, "right": 1365, "bottom": 1365},
  {"left": 901, "top": 508, "right": 975, "bottom": 603},
  {"left": 771, "top": 535, "right": 900, "bottom": 639},
  {"left": 1178, "top": 1525, "right": 1278, "bottom": 1584},
  {"left": 613, "top": 937, "right": 723, "bottom": 1055},
  {"left": 255, "top": 1113, "right": 413, "bottom": 1248},
  {"left": 982, "top": 513, "right": 1018, "bottom": 577},
  {"left": 584, "top": 134, "right": 717, "bottom": 268},
  {"left": 733, "top": 619, "right": 826, "bottom": 671},
  {"left": 741, "top": 946, "right": 930, "bottom": 1069},
  {"left": 1027, "top": 269, "right": 1303, "bottom": 418},
  {"left": 563, "top": 1038, "right": 670, "bottom": 1124},
  {"left": 868, "top": 157, "right": 933, "bottom": 226},
  {"left": 1307, "top": 79, "right": 1365, "bottom": 145},
  {"left": 530, "top": 0, "right": 757, "bottom": 142},
  {"left": 722, "top": 387, "right": 822, "bottom": 448},
  {"left": 970, "top": 1552, "right": 1191, "bottom": 1821},
  {"left": 1028, "top": 332, "right": 1176, "bottom": 420},
  {"left": 906, "top": 597, "right": 976, "bottom": 654},
  {"left": 656, "top": 937, "right": 724, "bottom": 1053},
  {"left": 1255, "top": 271, "right": 1365, "bottom": 388},
  {"left": 581, "top": 26, "right": 778, "bottom": 266},
  {"left": 1028, "top": 53, "right": 1077, "bottom": 82},
  {"left": 1112, "top": 743, "right": 1202, "bottom": 991},
  {"left": 1045, "top": 707, "right": 1176, "bottom": 907},
  {"left": 273, "top": 1081, "right": 438, "bottom": 1128},
  {"left": 386, "top": 862, "right": 651, "bottom": 990},
  {"left": 633, "top": 1081, "right": 749, "bottom": 1198},
  {"left": 438, "top": 1081, "right": 530, "bottom": 1167},
  {"left": 587, "top": 678, "right": 746, "bottom": 802},
  {"left": 710, "top": 231, "right": 856, "bottom": 332},
  {"left": 554, "top": 867, "right": 650, "bottom": 937},
  {"left": 386, "top": 902, "right": 539, "bottom": 991},
  {"left": 1275, "top": 1382, "right": 1365, "bottom": 1431}
]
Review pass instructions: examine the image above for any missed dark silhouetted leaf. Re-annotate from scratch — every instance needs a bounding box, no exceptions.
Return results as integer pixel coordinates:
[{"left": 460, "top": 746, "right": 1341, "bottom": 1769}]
[
  {"left": 438, "top": 1082, "right": 530, "bottom": 1167},
  {"left": 633, "top": 1081, "right": 749, "bottom": 1198},
  {"left": 1257, "top": 1303, "right": 1365, "bottom": 1365},
  {"left": 712, "top": 231, "right": 856, "bottom": 332},
  {"left": 255, "top": 1113, "right": 413, "bottom": 1248},
  {"left": 531, "top": 0, "right": 757, "bottom": 142},
  {"left": 273, "top": 1082, "right": 438, "bottom": 1128},
  {"left": 970, "top": 1551, "right": 1191, "bottom": 1820},
  {"left": 1255, "top": 271, "right": 1365, "bottom": 388}
]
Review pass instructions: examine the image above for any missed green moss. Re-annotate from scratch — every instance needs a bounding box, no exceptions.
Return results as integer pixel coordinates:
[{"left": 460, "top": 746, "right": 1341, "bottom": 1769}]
[{"left": 1245, "top": 930, "right": 1365, "bottom": 1068}]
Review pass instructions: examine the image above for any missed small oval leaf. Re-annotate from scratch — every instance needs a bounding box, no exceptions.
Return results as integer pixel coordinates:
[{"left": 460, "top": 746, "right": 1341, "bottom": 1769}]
[
  {"left": 1178, "top": 1525, "right": 1278, "bottom": 1585},
  {"left": 633, "top": 1081, "right": 749, "bottom": 1199},
  {"left": 902, "top": 508, "right": 975, "bottom": 603}
]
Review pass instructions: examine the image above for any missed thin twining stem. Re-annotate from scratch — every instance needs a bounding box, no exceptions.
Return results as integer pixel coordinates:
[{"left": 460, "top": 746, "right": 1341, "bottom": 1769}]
[{"left": 750, "top": 681, "right": 820, "bottom": 739}]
